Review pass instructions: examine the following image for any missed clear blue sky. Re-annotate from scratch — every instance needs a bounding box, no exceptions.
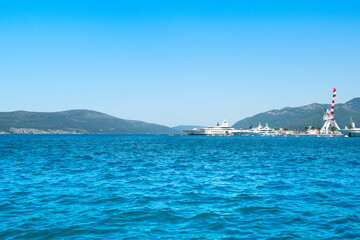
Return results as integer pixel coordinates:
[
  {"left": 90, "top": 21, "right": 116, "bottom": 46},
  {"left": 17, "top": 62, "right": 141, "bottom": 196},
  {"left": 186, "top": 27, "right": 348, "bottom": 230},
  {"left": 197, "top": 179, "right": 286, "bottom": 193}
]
[{"left": 1, "top": 0, "right": 359, "bottom": 126}]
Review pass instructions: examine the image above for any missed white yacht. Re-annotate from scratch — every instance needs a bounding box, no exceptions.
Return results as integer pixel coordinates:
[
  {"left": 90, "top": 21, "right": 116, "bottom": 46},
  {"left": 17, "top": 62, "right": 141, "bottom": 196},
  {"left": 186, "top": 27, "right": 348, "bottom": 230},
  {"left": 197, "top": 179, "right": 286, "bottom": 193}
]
[
  {"left": 340, "top": 121, "right": 360, "bottom": 137},
  {"left": 234, "top": 123, "right": 279, "bottom": 136},
  {"left": 183, "top": 120, "right": 235, "bottom": 135}
]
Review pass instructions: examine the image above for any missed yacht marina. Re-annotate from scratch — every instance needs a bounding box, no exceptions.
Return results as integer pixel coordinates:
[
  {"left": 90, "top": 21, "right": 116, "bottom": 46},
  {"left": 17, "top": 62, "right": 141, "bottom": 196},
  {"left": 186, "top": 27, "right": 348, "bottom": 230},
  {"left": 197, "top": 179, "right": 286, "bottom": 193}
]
[
  {"left": 184, "top": 121, "right": 282, "bottom": 136},
  {"left": 183, "top": 88, "right": 359, "bottom": 137}
]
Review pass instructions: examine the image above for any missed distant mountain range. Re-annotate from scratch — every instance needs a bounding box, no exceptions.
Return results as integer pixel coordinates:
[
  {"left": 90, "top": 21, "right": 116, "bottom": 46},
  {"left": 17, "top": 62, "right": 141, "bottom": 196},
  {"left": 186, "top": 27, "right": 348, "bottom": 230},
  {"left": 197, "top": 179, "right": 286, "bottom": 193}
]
[
  {"left": 232, "top": 97, "right": 360, "bottom": 130},
  {"left": 0, "top": 110, "right": 180, "bottom": 134},
  {"left": 2, "top": 98, "right": 359, "bottom": 134}
]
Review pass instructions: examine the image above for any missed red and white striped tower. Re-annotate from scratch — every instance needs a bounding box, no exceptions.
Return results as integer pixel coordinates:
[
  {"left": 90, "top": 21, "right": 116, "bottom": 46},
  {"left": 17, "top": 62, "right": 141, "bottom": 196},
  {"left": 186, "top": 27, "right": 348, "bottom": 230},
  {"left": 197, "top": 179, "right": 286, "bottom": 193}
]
[
  {"left": 320, "top": 88, "right": 340, "bottom": 134},
  {"left": 329, "top": 88, "right": 336, "bottom": 119}
]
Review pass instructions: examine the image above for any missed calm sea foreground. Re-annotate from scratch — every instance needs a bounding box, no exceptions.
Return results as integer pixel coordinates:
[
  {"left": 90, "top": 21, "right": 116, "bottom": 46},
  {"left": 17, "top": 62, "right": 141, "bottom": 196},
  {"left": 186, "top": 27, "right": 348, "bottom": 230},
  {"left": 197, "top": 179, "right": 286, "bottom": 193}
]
[{"left": 1, "top": 135, "right": 360, "bottom": 239}]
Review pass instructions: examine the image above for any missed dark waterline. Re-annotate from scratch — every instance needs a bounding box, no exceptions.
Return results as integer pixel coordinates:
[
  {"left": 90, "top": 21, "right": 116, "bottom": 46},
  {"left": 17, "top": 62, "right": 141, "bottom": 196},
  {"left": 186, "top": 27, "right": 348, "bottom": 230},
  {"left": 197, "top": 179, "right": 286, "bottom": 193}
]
[{"left": 1, "top": 135, "right": 360, "bottom": 239}]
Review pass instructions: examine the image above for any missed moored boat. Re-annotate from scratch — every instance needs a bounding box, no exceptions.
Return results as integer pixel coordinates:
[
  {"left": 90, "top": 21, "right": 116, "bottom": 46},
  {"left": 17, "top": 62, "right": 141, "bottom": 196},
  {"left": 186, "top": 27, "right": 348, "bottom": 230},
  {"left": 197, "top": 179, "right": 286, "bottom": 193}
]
[
  {"left": 340, "top": 121, "right": 360, "bottom": 137},
  {"left": 233, "top": 123, "right": 279, "bottom": 136},
  {"left": 183, "top": 120, "right": 235, "bottom": 135}
]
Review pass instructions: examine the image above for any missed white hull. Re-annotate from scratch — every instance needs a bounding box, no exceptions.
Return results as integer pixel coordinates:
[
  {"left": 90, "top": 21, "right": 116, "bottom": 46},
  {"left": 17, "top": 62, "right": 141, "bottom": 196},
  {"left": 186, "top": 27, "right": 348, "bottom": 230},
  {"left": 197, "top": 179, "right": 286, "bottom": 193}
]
[
  {"left": 183, "top": 120, "right": 235, "bottom": 136},
  {"left": 183, "top": 129, "right": 206, "bottom": 135},
  {"left": 340, "top": 121, "right": 360, "bottom": 137},
  {"left": 340, "top": 129, "right": 360, "bottom": 137},
  {"left": 233, "top": 123, "right": 279, "bottom": 136}
]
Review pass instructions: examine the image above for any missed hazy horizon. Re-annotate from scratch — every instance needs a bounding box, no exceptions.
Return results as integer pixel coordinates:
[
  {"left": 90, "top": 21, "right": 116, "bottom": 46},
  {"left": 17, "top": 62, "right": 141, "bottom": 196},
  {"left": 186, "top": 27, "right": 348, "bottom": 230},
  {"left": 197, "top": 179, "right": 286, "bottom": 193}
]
[{"left": 1, "top": 1, "right": 359, "bottom": 126}]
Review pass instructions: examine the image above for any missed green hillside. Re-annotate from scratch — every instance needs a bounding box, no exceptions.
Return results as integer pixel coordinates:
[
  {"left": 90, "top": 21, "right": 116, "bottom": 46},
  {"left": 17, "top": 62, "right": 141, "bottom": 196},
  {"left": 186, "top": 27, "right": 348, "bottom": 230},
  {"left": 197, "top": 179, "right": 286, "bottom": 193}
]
[
  {"left": 0, "top": 110, "right": 179, "bottom": 134},
  {"left": 232, "top": 98, "right": 360, "bottom": 130}
]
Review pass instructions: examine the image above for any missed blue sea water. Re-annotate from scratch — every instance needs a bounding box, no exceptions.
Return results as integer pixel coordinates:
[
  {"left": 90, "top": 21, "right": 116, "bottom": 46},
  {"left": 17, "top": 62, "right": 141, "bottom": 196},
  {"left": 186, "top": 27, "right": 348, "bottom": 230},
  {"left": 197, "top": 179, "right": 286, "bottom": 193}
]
[{"left": 1, "top": 135, "right": 360, "bottom": 239}]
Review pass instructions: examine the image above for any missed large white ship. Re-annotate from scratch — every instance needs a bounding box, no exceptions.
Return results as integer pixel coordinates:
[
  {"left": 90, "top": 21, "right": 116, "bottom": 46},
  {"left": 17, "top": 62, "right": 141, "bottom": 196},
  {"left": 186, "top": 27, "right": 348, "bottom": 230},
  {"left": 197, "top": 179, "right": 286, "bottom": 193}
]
[
  {"left": 183, "top": 120, "right": 235, "bottom": 135},
  {"left": 340, "top": 121, "right": 360, "bottom": 137},
  {"left": 234, "top": 123, "right": 279, "bottom": 136}
]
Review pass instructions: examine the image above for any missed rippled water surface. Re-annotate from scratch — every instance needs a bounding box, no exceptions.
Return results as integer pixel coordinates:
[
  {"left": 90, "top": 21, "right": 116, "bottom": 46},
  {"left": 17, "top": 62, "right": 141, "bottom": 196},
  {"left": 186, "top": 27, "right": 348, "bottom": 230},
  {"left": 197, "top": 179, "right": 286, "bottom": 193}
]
[{"left": 1, "top": 135, "right": 360, "bottom": 239}]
